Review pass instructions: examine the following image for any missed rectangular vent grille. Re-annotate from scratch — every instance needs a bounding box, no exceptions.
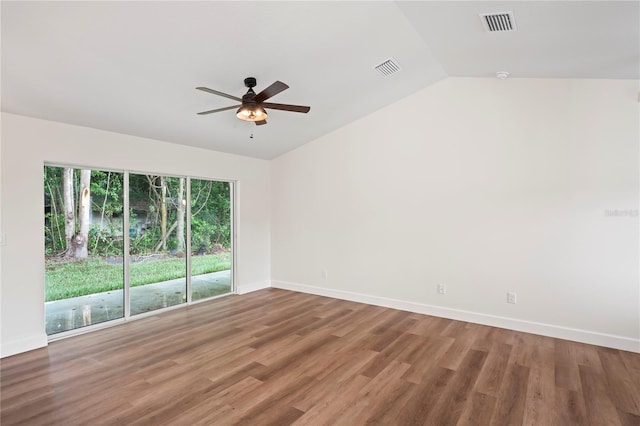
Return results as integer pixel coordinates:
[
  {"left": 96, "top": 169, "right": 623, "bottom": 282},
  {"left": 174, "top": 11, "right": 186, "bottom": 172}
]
[
  {"left": 480, "top": 12, "right": 517, "bottom": 32},
  {"left": 374, "top": 58, "right": 401, "bottom": 77}
]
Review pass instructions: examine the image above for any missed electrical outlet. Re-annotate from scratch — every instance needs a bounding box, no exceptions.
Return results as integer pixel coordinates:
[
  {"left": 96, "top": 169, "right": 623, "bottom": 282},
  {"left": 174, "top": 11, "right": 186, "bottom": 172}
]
[
  {"left": 437, "top": 283, "right": 446, "bottom": 295},
  {"left": 507, "top": 292, "right": 517, "bottom": 304},
  {"left": 321, "top": 268, "right": 328, "bottom": 279}
]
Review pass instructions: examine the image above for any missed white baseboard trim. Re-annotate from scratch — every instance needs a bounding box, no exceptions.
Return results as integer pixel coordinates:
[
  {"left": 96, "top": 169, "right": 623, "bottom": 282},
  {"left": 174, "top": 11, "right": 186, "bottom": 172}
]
[
  {"left": 1, "top": 333, "right": 48, "bottom": 358},
  {"left": 237, "top": 280, "right": 271, "bottom": 295},
  {"left": 272, "top": 280, "right": 640, "bottom": 353}
]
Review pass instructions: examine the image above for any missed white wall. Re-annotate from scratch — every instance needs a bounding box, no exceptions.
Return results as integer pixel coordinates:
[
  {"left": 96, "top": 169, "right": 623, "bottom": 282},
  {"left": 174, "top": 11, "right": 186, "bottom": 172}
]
[
  {"left": 0, "top": 113, "right": 271, "bottom": 357},
  {"left": 271, "top": 77, "right": 640, "bottom": 352},
  {"left": 2, "top": 77, "right": 638, "bottom": 357}
]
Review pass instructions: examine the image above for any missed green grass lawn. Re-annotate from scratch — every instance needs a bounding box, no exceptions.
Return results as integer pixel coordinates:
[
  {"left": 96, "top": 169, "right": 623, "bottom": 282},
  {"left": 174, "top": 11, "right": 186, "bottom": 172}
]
[{"left": 45, "top": 253, "right": 231, "bottom": 302}]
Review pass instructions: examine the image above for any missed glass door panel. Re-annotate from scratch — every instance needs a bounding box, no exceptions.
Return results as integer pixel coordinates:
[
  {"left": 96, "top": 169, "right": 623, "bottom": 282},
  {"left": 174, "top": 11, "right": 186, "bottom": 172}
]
[
  {"left": 190, "top": 179, "right": 232, "bottom": 301},
  {"left": 129, "top": 174, "right": 186, "bottom": 315},
  {"left": 45, "top": 166, "right": 125, "bottom": 335},
  {"left": 45, "top": 169, "right": 234, "bottom": 336}
]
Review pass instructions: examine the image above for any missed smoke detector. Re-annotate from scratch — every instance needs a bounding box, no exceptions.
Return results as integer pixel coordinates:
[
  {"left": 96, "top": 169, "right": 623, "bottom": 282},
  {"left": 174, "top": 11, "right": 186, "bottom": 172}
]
[{"left": 496, "top": 71, "right": 510, "bottom": 80}]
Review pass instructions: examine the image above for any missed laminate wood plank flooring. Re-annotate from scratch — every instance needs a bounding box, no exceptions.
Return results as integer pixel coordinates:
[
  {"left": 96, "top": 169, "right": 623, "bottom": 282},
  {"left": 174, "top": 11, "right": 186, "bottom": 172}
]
[{"left": 1, "top": 288, "right": 639, "bottom": 425}]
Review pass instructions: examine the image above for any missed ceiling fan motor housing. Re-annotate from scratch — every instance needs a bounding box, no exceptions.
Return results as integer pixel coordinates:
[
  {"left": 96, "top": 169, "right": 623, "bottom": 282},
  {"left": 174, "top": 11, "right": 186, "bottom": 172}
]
[{"left": 242, "top": 90, "right": 256, "bottom": 102}]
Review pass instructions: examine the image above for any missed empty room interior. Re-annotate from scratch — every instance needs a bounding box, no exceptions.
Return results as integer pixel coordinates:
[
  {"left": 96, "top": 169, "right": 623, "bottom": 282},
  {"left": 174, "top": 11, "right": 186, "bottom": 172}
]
[{"left": 1, "top": 1, "right": 639, "bottom": 425}]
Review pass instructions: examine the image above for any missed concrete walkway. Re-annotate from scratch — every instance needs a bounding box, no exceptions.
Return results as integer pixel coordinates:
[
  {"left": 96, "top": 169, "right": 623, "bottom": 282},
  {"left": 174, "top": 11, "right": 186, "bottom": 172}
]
[{"left": 46, "top": 270, "right": 231, "bottom": 335}]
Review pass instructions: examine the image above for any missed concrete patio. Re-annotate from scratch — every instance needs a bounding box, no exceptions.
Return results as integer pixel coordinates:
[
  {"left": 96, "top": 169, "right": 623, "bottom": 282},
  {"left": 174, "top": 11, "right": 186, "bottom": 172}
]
[{"left": 45, "top": 269, "right": 232, "bottom": 335}]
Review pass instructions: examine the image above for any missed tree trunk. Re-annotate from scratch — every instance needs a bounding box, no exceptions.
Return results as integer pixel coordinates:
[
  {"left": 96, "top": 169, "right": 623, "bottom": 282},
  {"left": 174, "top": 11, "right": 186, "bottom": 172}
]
[
  {"left": 93, "top": 171, "right": 111, "bottom": 253},
  {"left": 154, "top": 221, "right": 178, "bottom": 252},
  {"left": 176, "top": 178, "right": 185, "bottom": 251},
  {"left": 160, "top": 176, "right": 167, "bottom": 250},
  {"left": 73, "top": 169, "right": 91, "bottom": 259},
  {"left": 99, "top": 172, "right": 111, "bottom": 230},
  {"left": 62, "top": 168, "right": 75, "bottom": 257}
]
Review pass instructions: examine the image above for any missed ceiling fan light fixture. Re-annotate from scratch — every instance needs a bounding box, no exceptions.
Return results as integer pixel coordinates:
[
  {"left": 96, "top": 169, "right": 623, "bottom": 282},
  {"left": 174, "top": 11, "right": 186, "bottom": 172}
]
[{"left": 236, "top": 104, "right": 267, "bottom": 122}]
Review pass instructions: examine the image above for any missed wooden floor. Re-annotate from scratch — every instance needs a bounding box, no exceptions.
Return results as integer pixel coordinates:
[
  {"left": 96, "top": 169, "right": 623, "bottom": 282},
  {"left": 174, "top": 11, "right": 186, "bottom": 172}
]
[{"left": 1, "top": 289, "right": 639, "bottom": 425}]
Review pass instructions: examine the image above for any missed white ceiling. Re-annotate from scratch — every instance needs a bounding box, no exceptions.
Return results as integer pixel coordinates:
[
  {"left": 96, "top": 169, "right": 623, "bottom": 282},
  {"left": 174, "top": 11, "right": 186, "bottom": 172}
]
[{"left": 2, "top": 1, "right": 638, "bottom": 160}]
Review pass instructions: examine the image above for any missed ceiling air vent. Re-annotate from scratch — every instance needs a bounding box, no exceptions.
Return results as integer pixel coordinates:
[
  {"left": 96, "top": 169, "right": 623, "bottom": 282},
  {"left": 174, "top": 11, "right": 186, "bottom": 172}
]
[
  {"left": 374, "top": 58, "right": 401, "bottom": 77},
  {"left": 480, "top": 12, "right": 517, "bottom": 32}
]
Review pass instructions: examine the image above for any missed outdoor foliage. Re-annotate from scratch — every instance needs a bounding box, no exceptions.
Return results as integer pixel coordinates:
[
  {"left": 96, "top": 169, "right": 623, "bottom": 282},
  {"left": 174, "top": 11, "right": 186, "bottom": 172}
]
[
  {"left": 44, "top": 167, "right": 231, "bottom": 258},
  {"left": 44, "top": 166, "right": 233, "bottom": 300}
]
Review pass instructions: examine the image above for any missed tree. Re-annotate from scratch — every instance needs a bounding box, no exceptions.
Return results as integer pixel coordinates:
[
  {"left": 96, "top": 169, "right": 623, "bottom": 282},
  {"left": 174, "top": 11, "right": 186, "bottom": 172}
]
[
  {"left": 60, "top": 167, "right": 92, "bottom": 258},
  {"left": 175, "top": 177, "right": 186, "bottom": 251},
  {"left": 73, "top": 169, "right": 91, "bottom": 258},
  {"left": 89, "top": 170, "right": 124, "bottom": 254},
  {"left": 190, "top": 180, "right": 231, "bottom": 250},
  {"left": 62, "top": 167, "right": 75, "bottom": 257},
  {"left": 160, "top": 176, "right": 168, "bottom": 250}
]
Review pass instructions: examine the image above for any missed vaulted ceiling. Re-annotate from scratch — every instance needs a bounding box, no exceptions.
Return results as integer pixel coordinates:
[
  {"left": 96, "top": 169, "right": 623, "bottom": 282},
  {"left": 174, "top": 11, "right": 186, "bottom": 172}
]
[{"left": 2, "top": 1, "right": 638, "bottom": 159}]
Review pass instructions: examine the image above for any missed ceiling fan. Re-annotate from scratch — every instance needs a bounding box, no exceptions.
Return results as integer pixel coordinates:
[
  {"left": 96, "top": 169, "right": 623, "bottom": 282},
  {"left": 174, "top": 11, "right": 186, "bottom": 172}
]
[{"left": 196, "top": 77, "right": 310, "bottom": 126}]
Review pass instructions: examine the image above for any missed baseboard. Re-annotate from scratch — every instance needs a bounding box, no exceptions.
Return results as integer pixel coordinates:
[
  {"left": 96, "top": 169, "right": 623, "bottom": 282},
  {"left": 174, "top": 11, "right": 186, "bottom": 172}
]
[
  {"left": 237, "top": 280, "right": 271, "bottom": 295},
  {"left": 1, "top": 333, "right": 48, "bottom": 358},
  {"left": 272, "top": 280, "right": 640, "bottom": 353}
]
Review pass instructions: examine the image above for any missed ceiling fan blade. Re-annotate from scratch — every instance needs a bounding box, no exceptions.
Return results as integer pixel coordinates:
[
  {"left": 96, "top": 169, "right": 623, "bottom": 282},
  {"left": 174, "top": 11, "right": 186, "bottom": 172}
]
[
  {"left": 197, "top": 105, "right": 240, "bottom": 115},
  {"left": 262, "top": 102, "right": 310, "bottom": 114},
  {"left": 255, "top": 120, "right": 267, "bottom": 126},
  {"left": 254, "top": 81, "right": 289, "bottom": 103},
  {"left": 196, "top": 87, "right": 242, "bottom": 102}
]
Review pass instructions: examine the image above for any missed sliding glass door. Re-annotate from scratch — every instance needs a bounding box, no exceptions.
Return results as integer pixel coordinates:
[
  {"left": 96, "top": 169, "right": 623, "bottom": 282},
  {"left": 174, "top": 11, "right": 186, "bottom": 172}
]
[
  {"left": 44, "top": 166, "right": 233, "bottom": 336},
  {"left": 45, "top": 166, "right": 125, "bottom": 335},
  {"left": 129, "top": 174, "right": 187, "bottom": 315},
  {"left": 190, "top": 179, "right": 232, "bottom": 301}
]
